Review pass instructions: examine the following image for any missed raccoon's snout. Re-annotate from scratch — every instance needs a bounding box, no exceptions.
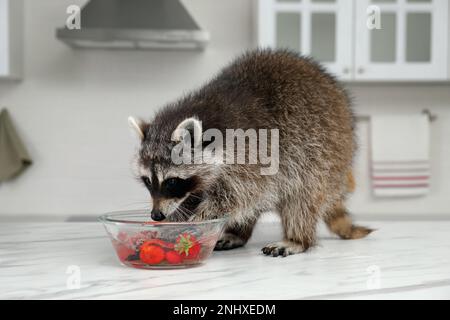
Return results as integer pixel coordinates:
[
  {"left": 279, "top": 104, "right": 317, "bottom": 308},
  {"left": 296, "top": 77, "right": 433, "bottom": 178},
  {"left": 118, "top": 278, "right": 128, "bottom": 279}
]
[{"left": 151, "top": 208, "right": 166, "bottom": 221}]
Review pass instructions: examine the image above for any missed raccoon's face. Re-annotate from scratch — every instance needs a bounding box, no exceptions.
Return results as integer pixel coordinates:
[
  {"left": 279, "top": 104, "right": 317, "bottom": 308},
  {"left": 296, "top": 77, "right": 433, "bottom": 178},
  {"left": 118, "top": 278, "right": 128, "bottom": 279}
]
[
  {"left": 129, "top": 116, "right": 220, "bottom": 222},
  {"left": 138, "top": 163, "right": 205, "bottom": 221}
]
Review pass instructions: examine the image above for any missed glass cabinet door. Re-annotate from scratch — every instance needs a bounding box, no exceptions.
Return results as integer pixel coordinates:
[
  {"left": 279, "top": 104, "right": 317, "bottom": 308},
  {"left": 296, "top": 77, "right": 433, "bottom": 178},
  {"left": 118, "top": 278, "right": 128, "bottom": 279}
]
[
  {"left": 257, "top": 0, "right": 354, "bottom": 80},
  {"left": 355, "top": 0, "right": 448, "bottom": 81}
]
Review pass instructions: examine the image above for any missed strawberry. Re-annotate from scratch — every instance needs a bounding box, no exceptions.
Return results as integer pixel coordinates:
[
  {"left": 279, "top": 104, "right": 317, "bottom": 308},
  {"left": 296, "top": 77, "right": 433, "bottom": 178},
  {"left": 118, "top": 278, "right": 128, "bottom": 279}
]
[
  {"left": 184, "top": 243, "right": 201, "bottom": 260},
  {"left": 129, "top": 231, "right": 159, "bottom": 250},
  {"left": 175, "top": 233, "right": 201, "bottom": 260},
  {"left": 143, "top": 239, "right": 174, "bottom": 250},
  {"left": 139, "top": 242, "right": 165, "bottom": 264},
  {"left": 165, "top": 251, "right": 183, "bottom": 264}
]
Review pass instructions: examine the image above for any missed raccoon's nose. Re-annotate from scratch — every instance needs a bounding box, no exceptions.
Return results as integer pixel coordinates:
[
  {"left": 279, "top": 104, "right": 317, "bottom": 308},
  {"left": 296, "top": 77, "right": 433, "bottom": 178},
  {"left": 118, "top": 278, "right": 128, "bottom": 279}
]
[{"left": 151, "top": 208, "right": 166, "bottom": 221}]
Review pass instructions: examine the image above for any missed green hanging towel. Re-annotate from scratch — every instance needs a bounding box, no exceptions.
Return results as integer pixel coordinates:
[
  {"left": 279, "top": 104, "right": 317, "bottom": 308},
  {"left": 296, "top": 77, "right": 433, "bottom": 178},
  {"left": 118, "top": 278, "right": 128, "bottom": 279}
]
[{"left": 0, "top": 109, "right": 32, "bottom": 181}]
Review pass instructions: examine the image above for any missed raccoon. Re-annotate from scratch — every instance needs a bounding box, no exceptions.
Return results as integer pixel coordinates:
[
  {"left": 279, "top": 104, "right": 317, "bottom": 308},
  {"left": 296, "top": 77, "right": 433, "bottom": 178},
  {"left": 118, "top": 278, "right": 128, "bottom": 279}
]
[{"left": 128, "top": 49, "right": 373, "bottom": 257}]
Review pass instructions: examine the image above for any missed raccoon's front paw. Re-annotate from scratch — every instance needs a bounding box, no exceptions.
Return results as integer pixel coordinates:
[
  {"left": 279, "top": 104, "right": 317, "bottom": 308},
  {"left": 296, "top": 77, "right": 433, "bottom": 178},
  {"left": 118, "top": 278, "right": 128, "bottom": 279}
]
[
  {"left": 214, "top": 233, "right": 246, "bottom": 251},
  {"left": 261, "top": 241, "right": 306, "bottom": 257}
]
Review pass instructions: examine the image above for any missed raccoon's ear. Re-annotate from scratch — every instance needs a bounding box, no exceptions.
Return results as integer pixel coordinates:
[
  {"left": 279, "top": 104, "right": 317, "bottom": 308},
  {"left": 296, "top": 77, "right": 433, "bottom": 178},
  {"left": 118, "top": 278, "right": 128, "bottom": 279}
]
[
  {"left": 128, "top": 116, "right": 147, "bottom": 140},
  {"left": 172, "top": 117, "right": 202, "bottom": 148}
]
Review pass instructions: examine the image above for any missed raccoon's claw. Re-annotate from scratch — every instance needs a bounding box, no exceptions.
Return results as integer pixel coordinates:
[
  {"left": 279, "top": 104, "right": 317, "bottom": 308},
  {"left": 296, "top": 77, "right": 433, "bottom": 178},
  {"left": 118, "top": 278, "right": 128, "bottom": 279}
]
[
  {"left": 262, "top": 246, "right": 288, "bottom": 257},
  {"left": 262, "top": 241, "right": 306, "bottom": 257},
  {"left": 214, "top": 233, "right": 245, "bottom": 251}
]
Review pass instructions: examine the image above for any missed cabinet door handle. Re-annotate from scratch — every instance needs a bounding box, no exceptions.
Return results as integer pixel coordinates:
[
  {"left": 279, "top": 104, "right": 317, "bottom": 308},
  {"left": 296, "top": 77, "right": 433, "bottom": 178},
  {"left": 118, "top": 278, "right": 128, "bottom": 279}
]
[
  {"left": 358, "top": 67, "right": 365, "bottom": 74},
  {"left": 343, "top": 67, "right": 350, "bottom": 74}
]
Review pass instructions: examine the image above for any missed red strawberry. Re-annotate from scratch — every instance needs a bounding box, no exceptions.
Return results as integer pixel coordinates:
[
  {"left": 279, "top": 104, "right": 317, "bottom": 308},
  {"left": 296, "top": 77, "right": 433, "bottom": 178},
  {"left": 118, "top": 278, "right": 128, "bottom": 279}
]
[
  {"left": 129, "top": 231, "right": 160, "bottom": 250},
  {"left": 144, "top": 239, "right": 174, "bottom": 250},
  {"left": 165, "top": 251, "right": 183, "bottom": 264},
  {"left": 139, "top": 242, "right": 165, "bottom": 264},
  {"left": 175, "top": 233, "right": 201, "bottom": 260},
  {"left": 184, "top": 243, "right": 201, "bottom": 260}
]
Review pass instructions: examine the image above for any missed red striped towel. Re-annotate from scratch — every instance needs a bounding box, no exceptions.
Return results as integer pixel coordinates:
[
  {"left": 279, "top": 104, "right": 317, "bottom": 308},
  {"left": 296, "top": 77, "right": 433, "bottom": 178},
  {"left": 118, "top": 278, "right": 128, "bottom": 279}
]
[{"left": 370, "top": 114, "right": 430, "bottom": 197}]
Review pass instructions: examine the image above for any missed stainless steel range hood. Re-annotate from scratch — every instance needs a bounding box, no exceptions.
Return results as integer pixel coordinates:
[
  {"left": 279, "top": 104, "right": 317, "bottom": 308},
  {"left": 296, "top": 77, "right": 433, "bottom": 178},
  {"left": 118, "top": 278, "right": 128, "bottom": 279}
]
[{"left": 56, "top": 0, "right": 209, "bottom": 50}]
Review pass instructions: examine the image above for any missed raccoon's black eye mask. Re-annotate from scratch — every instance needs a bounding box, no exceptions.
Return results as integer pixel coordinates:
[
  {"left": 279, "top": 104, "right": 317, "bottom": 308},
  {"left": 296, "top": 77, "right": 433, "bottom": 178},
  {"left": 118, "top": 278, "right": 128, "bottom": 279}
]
[{"left": 141, "top": 176, "right": 198, "bottom": 199}]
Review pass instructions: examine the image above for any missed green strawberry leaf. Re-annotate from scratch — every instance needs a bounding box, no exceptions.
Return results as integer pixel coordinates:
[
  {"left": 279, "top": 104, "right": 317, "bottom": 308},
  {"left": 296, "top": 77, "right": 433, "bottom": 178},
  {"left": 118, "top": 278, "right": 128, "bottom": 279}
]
[{"left": 175, "top": 234, "right": 194, "bottom": 256}]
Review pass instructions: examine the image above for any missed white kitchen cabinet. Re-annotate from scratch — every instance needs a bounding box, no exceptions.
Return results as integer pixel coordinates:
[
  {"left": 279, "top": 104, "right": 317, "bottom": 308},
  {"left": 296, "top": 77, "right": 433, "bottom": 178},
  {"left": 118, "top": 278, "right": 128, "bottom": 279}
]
[
  {"left": 257, "top": 0, "right": 354, "bottom": 80},
  {"left": 0, "top": 0, "right": 23, "bottom": 80},
  {"left": 355, "top": 0, "right": 448, "bottom": 81},
  {"left": 256, "top": 0, "right": 449, "bottom": 81}
]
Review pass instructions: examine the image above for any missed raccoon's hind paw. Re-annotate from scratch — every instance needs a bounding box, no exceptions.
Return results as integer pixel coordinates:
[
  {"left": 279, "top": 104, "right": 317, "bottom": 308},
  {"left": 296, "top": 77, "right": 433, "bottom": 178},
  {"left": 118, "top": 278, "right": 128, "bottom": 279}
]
[
  {"left": 214, "top": 233, "right": 246, "bottom": 251},
  {"left": 262, "top": 241, "right": 307, "bottom": 257}
]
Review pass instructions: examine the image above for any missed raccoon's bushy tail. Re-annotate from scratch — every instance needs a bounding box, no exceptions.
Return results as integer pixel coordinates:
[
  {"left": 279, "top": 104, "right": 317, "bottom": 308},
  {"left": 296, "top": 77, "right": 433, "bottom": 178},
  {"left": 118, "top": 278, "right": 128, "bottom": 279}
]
[
  {"left": 324, "top": 207, "right": 373, "bottom": 240},
  {"left": 324, "top": 172, "right": 374, "bottom": 240}
]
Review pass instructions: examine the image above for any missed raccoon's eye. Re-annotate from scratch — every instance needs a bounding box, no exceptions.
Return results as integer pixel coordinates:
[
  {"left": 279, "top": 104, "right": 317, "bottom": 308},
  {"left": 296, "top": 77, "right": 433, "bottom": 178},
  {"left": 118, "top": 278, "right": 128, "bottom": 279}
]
[
  {"left": 162, "top": 177, "right": 184, "bottom": 197},
  {"left": 162, "top": 177, "right": 198, "bottom": 198},
  {"left": 164, "top": 178, "right": 179, "bottom": 189}
]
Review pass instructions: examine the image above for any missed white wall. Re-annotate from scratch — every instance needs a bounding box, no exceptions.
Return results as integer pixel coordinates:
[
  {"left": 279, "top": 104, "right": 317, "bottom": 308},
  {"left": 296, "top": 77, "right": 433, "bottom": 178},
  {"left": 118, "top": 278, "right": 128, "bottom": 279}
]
[{"left": 0, "top": 0, "right": 449, "bottom": 219}]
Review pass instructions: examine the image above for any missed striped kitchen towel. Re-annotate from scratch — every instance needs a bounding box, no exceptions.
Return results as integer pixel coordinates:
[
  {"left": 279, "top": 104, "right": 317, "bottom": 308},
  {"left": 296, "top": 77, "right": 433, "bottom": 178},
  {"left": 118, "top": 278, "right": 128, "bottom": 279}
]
[{"left": 370, "top": 113, "right": 430, "bottom": 197}]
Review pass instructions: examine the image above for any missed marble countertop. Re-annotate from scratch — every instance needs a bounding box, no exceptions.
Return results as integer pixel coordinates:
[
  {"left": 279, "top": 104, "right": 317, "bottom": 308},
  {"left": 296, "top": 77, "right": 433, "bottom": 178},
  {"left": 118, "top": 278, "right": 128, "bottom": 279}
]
[{"left": 1, "top": 220, "right": 450, "bottom": 299}]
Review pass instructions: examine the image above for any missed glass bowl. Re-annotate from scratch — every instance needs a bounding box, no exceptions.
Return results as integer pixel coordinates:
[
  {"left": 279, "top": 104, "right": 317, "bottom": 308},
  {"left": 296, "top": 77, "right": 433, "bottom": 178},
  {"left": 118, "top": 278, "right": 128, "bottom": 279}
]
[{"left": 99, "top": 211, "right": 228, "bottom": 269}]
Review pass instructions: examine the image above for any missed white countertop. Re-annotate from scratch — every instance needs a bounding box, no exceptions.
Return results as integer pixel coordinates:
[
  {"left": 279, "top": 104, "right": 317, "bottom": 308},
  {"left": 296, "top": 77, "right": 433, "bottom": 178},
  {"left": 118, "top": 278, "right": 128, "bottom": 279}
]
[{"left": 1, "top": 220, "right": 450, "bottom": 299}]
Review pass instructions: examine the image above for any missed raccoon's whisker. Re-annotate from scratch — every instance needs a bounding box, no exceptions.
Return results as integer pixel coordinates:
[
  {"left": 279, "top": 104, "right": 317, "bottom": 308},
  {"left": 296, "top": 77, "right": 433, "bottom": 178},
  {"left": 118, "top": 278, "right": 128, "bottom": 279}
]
[
  {"left": 178, "top": 205, "right": 195, "bottom": 217},
  {"left": 174, "top": 207, "right": 190, "bottom": 221},
  {"left": 176, "top": 206, "right": 190, "bottom": 217},
  {"left": 176, "top": 206, "right": 193, "bottom": 221},
  {"left": 187, "top": 193, "right": 203, "bottom": 200},
  {"left": 177, "top": 204, "right": 190, "bottom": 213},
  {"left": 173, "top": 210, "right": 182, "bottom": 221}
]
